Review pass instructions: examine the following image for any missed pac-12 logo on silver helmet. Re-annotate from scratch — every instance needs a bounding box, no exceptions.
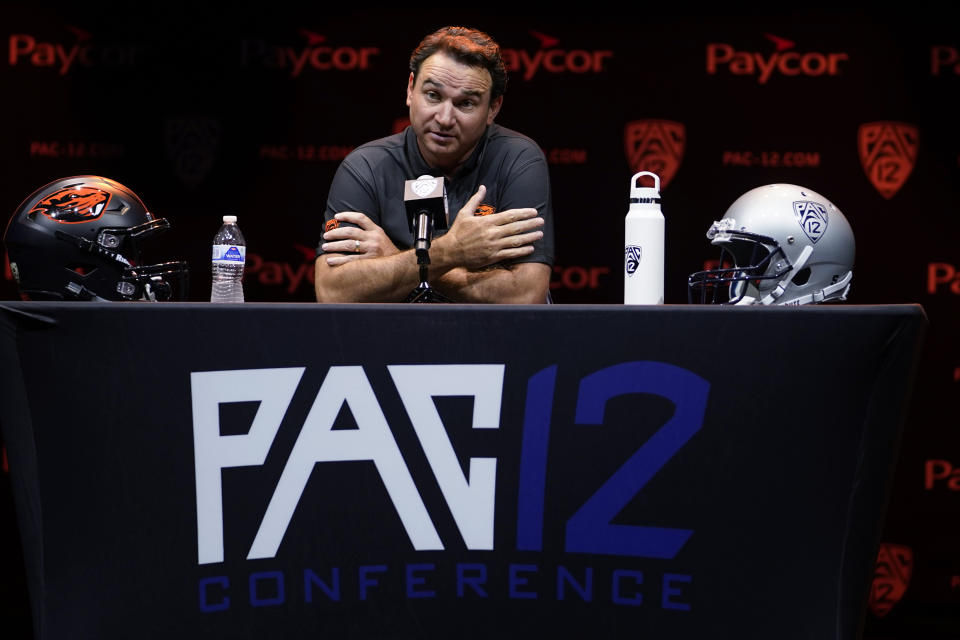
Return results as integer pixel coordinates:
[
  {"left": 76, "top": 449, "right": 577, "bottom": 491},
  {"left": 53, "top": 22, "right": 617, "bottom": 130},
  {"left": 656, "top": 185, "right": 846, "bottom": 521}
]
[
  {"left": 688, "top": 184, "right": 855, "bottom": 306},
  {"left": 793, "top": 200, "right": 828, "bottom": 244}
]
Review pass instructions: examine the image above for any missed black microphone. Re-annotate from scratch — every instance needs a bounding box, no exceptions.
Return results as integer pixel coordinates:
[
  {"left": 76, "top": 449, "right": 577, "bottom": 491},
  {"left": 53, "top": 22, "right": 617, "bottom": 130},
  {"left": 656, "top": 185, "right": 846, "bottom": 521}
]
[{"left": 404, "top": 175, "right": 448, "bottom": 257}]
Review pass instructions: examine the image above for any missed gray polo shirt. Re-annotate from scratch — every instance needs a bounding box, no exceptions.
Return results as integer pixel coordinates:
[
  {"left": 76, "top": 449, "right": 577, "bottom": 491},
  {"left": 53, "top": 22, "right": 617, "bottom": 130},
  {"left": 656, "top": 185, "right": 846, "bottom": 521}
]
[{"left": 319, "top": 124, "right": 555, "bottom": 267}]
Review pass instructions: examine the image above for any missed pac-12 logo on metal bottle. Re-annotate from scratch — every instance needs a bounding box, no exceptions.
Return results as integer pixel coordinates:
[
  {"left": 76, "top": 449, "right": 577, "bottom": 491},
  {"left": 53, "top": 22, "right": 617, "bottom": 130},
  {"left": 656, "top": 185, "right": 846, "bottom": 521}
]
[{"left": 625, "top": 245, "right": 642, "bottom": 275}]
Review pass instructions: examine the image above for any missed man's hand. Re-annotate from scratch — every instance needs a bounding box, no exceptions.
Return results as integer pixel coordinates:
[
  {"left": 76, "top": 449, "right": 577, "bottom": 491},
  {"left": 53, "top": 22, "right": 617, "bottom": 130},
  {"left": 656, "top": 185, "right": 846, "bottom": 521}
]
[
  {"left": 321, "top": 211, "right": 399, "bottom": 266},
  {"left": 315, "top": 187, "right": 549, "bottom": 304},
  {"left": 434, "top": 185, "right": 544, "bottom": 270}
]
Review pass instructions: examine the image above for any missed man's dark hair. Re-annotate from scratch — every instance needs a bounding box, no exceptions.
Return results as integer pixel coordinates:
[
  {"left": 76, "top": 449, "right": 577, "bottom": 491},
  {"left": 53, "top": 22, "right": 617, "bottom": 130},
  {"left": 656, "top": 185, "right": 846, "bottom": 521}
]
[{"left": 409, "top": 26, "right": 508, "bottom": 101}]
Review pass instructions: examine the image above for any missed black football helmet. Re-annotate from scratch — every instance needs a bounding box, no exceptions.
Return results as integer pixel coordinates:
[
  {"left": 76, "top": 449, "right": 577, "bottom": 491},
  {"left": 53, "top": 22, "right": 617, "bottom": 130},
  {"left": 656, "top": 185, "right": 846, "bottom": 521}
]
[{"left": 3, "top": 175, "right": 189, "bottom": 301}]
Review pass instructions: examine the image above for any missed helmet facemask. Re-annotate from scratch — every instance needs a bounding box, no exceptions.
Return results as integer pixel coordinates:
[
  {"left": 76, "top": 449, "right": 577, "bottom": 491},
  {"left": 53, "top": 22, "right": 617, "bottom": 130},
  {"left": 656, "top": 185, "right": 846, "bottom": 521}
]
[
  {"left": 51, "top": 218, "right": 189, "bottom": 301},
  {"left": 687, "top": 224, "right": 791, "bottom": 305}
]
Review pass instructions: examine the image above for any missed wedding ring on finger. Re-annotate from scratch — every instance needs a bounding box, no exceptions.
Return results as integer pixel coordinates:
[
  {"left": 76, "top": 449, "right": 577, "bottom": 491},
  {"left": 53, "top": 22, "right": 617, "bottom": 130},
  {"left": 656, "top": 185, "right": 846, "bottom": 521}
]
[{"left": 354, "top": 240, "right": 360, "bottom": 252}]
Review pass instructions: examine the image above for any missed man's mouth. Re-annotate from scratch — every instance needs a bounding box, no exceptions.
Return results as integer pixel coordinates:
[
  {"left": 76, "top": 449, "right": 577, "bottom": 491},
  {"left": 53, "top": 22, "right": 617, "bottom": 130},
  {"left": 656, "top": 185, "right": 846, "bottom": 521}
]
[{"left": 428, "top": 131, "right": 455, "bottom": 144}]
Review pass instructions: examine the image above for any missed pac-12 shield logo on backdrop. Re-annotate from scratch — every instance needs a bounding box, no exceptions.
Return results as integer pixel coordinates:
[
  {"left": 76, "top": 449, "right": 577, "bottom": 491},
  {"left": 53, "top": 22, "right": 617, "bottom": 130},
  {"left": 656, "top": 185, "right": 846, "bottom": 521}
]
[
  {"left": 624, "top": 119, "right": 685, "bottom": 189},
  {"left": 793, "top": 201, "right": 828, "bottom": 244},
  {"left": 29, "top": 187, "right": 111, "bottom": 223},
  {"left": 858, "top": 121, "right": 918, "bottom": 199},
  {"left": 165, "top": 116, "right": 222, "bottom": 189},
  {"left": 868, "top": 543, "right": 913, "bottom": 618}
]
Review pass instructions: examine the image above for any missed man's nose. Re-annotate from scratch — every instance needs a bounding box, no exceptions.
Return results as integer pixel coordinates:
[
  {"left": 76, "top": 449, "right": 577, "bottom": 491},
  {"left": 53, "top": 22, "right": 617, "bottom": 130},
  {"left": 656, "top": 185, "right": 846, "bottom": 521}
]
[{"left": 435, "top": 101, "right": 455, "bottom": 127}]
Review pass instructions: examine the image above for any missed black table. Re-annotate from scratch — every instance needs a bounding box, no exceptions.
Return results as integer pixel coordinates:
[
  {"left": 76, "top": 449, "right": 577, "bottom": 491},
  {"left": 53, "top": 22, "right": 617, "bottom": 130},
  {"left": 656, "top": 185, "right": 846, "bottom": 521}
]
[{"left": 0, "top": 302, "right": 927, "bottom": 640}]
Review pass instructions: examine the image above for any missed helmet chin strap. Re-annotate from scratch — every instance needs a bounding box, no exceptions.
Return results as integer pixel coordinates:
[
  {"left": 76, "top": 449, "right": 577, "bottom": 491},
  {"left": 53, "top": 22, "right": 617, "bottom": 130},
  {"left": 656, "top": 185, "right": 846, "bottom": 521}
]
[
  {"left": 758, "top": 245, "right": 813, "bottom": 305},
  {"left": 752, "top": 242, "right": 851, "bottom": 306},
  {"left": 64, "top": 281, "right": 110, "bottom": 301},
  {"left": 780, "top": 270, "right": 853, "bottom": 306}
]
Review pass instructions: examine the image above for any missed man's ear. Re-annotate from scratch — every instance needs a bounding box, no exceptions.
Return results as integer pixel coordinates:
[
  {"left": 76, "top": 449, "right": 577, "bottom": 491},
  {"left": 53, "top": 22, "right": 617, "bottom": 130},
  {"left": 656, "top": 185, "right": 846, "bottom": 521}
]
[
  {"left": 406, "top": 72, "right": 415, "bottom": 107},
  {"left": 487, "top": 95, "right": 503, "bottom": 124}
]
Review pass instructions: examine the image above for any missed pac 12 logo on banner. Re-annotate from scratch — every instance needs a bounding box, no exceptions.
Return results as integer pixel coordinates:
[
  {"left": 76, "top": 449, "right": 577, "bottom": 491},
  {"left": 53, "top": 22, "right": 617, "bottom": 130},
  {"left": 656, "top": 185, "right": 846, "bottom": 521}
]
[
  {"left": 189, "top": 362, "right": 709, "bottom": 611},
  {"left": 191, "top": 362, "right": 710, "bottom": 563},
  {"left": 858, "top": 122, "right": 918, "bottom": 199},
  {"left": 624, "top": 120, "right": 685, "bottom": 190}
]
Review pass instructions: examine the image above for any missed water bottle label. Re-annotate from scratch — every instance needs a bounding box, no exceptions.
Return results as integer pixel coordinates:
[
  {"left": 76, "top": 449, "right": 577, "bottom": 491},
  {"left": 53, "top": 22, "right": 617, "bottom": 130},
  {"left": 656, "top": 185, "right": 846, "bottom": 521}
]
[
  {"left": 212, "top": 244, "right": 246, "bottom": 262},
  {"left": 625, "top": 245, "right": 642, "bottom": 275}
]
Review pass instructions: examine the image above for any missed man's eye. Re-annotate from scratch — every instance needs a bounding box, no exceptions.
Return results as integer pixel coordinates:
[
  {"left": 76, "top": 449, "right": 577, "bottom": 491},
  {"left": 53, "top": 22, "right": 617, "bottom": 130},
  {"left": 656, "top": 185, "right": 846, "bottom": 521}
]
[{"left": 425, "top": 91, "right": 440, "bottom": 101}]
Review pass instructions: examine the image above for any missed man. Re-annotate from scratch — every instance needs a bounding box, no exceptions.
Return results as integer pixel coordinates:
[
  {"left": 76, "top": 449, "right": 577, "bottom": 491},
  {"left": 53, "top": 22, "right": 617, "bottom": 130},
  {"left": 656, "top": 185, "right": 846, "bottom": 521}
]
[{"left": 315, "top": 26, "right": 554, "bottom": 303}]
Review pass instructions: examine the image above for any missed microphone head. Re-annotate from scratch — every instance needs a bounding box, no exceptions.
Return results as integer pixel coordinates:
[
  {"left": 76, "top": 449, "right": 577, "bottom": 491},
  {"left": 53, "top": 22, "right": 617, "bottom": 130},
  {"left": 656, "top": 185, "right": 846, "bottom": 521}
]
[{"left": 404, "top": 175, "right": 448, "bottom": 231}]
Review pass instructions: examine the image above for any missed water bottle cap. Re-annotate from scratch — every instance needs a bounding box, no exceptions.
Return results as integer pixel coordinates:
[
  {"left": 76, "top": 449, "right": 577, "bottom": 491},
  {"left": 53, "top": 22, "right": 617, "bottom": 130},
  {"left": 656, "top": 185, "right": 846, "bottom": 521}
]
[
  {"left": 630, "top": 171, "right": 661, "bottom": 202},
  {"left": 223, "top": 215, "right": 237, "bottom": 223}
]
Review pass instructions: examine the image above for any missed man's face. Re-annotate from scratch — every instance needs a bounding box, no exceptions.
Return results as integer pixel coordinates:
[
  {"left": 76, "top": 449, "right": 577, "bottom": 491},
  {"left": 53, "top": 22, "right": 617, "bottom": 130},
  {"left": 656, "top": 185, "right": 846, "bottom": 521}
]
[{"left": 406, "top": 51, "right": 502, "bottom": 174}]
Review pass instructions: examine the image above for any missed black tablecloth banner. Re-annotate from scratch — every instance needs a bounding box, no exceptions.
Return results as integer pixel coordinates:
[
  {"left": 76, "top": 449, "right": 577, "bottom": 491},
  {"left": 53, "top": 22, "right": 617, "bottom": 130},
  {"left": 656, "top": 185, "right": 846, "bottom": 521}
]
[{"left": 0, "top": 302, "right": 927, "bottom": 640}]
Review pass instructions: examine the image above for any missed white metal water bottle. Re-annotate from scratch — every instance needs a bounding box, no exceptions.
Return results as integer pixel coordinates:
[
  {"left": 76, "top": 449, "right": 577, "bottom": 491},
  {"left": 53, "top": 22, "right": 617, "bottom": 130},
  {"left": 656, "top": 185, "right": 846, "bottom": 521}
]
[
  {"left": 210, "top": 214, "right": 246, "bottom": 303},
  {"left": 624, "top": 171, "right": 665, "bottom": 305}
]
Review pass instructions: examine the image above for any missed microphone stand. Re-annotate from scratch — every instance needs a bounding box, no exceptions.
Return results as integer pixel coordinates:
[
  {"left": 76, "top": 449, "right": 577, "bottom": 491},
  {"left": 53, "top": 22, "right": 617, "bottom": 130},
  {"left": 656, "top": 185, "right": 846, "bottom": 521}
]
[{"left": 404, "top": 210, "right": 452, "bottom": 303}]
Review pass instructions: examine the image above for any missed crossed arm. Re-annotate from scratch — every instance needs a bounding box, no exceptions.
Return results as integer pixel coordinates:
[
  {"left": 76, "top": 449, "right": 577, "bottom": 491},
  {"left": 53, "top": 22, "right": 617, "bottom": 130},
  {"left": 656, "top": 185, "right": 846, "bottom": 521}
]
[{"left": 314, "top": 185, "right": 551, "bottom": 304}]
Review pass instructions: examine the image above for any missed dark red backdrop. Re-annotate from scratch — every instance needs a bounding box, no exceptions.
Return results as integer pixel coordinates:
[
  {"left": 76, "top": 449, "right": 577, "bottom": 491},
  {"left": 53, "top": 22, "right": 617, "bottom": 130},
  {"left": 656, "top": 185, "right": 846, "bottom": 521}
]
[{"left": 0, "top": 5, "right": 957, "bottom": 638}]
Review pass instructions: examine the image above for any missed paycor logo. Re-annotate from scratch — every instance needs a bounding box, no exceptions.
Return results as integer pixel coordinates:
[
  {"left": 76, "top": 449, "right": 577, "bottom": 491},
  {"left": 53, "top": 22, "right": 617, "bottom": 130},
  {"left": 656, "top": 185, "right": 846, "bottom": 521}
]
[
  {"left": 501, "top": 31, "right": 613, "bottom": 81},
  {"left": 241, "top": 29, "right": 379, "bottom": 77},
  {"left": 8, "top": 27, "right": 142, "bottom": 74},
  {"left": 925, "top": 460, "right": 960, "bottom": 490},
  {"left": 931, "top": 46, "right": 960, "bottom": 75},
  {"left": 926, "top": 262, "right": 960, "bottom": 294},
  {"left": 191, "top": 362, "right": 707, "bottom": 610},
  {"left": 244, "top": 244, "right": 316, "bottom": 295},
  {"left": 706, "top": 33, "right": 848, "bottom": 84}
]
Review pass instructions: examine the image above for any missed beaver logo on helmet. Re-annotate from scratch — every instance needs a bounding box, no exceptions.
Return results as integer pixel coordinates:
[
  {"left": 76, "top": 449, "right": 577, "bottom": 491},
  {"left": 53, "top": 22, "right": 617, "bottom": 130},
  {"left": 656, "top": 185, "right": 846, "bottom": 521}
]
[{"left": 29, "top": 187, "right": 112, "bottom": 223}]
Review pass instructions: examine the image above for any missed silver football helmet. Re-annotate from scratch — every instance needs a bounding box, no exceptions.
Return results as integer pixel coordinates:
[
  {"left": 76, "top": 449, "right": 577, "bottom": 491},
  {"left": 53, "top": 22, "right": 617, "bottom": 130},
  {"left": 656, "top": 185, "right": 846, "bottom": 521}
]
[{"left": 688, "top": 184, "right": 854, "bottom": 305}]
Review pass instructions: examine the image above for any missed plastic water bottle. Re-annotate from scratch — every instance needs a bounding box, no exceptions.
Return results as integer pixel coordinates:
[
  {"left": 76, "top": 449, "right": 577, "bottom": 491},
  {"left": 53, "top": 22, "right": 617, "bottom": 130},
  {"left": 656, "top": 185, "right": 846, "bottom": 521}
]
[
  {"left": 210, "top": 215, "right": 246, "bottom": 303},
  {"left": 624, "top": 171, "right": 665, "bottom": 305}
]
